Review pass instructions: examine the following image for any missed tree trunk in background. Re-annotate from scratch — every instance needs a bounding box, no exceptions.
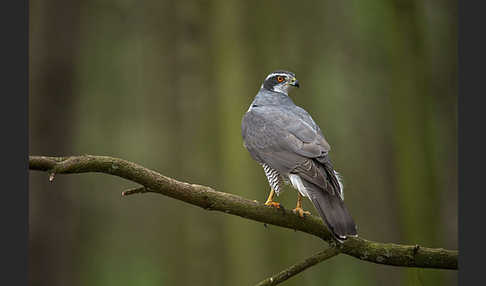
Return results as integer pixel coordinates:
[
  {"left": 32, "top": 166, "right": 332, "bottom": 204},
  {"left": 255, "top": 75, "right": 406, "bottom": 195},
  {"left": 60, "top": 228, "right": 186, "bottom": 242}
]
[
  {"left": 209, "top": 2, "right": 267, "bottom": 285},
  {"left": 387, "top": 0, "right": 445, "bottom": 284},
  {"left": 166, "top": 1, "right": 229, "bottom": 285},
  {"left": 29, "top": 1, "right": 81, "bottom": 285}
]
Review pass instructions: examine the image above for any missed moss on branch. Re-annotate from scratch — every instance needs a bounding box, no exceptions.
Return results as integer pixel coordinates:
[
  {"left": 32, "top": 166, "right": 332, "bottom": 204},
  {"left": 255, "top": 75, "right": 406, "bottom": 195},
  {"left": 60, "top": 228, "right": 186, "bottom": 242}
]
[{"left": 29, "top": 155, "right": 458, "bottom": 270}]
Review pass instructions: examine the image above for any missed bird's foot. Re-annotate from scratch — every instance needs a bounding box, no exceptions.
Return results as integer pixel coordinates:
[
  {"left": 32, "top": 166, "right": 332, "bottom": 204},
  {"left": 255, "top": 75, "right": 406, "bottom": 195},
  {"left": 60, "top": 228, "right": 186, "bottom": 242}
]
[
  {"left": 292, "top": 207, "right": 311, "bottom": 218},
  {"left": 264, "top": 201, "right": 281, "bottom": 208}
]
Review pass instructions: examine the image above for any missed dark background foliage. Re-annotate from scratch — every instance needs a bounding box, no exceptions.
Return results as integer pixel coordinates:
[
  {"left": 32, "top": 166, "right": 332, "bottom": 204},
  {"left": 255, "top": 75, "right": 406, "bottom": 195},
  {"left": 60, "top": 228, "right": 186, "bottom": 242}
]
[{"left": 29, "top": 0, "right": 457, "bottom": 285}]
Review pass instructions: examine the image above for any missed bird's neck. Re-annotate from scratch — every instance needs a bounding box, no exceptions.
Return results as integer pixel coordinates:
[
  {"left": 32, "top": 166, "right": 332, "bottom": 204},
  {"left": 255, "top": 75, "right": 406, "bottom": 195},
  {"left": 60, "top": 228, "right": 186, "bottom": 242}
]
[{"left": 251, "top": 88, "right": 294, "bottom": 107}]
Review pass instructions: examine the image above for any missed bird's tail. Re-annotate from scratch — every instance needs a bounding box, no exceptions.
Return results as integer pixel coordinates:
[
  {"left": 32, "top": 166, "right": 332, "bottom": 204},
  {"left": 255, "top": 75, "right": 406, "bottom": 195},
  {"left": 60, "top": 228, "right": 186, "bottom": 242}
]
[{"left": 302, "top": 179, "right": 358, "bottom": 242}]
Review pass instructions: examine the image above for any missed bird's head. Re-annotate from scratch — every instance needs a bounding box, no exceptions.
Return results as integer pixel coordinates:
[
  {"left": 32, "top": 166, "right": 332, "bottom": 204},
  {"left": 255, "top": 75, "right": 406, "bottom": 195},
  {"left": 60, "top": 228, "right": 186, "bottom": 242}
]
[{"left": 262, "top": 70, "right": 300, "bottom": 95}]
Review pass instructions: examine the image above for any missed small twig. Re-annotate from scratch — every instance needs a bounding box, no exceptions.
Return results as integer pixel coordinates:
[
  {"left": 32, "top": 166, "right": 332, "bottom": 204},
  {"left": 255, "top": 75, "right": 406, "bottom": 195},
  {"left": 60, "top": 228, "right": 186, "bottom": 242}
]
[
  {"left": 28, "top": 155, "right": 458, "bottom": 270},
  {"left": 121, "top": 186, "right": 149, "bottom": 196},
  {"left": 255, "top": 248, "right": 340, "bottom": 286}
]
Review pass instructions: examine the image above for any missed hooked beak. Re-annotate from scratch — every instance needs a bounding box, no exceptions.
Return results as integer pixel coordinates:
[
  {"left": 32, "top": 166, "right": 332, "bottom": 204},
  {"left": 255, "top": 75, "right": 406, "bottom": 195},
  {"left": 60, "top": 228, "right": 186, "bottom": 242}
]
[{"left": 290, "top": 77, "right": 300, "bottom": 88}]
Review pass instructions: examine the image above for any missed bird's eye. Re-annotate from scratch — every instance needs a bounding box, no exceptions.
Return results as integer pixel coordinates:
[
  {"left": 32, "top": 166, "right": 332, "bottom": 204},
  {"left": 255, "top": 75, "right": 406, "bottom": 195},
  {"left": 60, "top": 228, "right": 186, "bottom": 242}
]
[{"left": 277, "top": 76, "right": 285, "bottom": 83}]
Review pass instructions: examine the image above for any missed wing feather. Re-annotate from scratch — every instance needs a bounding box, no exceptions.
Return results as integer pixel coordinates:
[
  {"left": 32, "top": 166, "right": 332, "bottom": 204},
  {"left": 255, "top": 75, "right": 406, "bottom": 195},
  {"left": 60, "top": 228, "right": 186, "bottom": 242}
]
[
  {"left": 242, "top": 104, "right": 355, "bottom": 239},
  {"left": 242, "top": 105, "right": 340, "bottom": 195}
]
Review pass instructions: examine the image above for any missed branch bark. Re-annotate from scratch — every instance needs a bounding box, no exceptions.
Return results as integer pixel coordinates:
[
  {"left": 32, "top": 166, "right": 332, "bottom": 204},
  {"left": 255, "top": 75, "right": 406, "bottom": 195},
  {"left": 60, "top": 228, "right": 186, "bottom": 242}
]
[
  {"left": 29, "top": 155, "right": 458, "bottom": 270},
  {"left": 254, "top": 248, "right": 339, "bottom": 286}
]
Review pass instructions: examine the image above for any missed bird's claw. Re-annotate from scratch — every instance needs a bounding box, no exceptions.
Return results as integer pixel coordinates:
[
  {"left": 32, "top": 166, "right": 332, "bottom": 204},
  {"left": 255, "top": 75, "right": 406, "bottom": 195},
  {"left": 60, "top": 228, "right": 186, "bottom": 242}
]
[
  {"left": 292, "top": 207, "right": 311, "bottom": 218},
  {"left": 264, "top": 201, "right": 281, "bottom": 209}
]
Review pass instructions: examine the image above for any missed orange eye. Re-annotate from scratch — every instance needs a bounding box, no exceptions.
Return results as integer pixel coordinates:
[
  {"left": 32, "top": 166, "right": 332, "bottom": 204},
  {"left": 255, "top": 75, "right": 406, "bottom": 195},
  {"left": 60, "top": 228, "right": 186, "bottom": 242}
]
[{"left": 277, "top": 76, "right": 284, "bottom": 83}]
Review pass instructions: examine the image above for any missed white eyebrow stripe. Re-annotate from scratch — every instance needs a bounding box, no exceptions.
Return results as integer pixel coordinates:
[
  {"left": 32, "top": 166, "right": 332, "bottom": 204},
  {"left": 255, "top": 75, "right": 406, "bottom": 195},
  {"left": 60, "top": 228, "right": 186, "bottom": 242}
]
[{"left": 265, "top": 73, "right": 291, "bottom": 81}]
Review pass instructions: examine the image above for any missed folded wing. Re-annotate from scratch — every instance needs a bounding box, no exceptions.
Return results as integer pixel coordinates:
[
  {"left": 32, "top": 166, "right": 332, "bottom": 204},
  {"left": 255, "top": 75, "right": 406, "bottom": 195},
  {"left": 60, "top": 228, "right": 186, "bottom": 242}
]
[{"left": 242, "top": 106, "right": 357, "bottom": 239}]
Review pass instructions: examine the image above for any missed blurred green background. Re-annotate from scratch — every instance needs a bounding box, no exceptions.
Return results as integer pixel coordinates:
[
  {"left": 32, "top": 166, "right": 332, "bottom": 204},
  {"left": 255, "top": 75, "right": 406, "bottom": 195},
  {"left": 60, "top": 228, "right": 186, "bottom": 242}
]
[{"left": 29, "top": 0, "right": 457, "bottom": 285}]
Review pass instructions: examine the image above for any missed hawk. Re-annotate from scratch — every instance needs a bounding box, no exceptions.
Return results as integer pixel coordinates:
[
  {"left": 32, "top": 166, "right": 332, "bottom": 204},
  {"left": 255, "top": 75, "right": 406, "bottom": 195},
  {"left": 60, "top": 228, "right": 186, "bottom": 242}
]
[{"left": 241, "top": 70, "right": 358, "bottom": 241}]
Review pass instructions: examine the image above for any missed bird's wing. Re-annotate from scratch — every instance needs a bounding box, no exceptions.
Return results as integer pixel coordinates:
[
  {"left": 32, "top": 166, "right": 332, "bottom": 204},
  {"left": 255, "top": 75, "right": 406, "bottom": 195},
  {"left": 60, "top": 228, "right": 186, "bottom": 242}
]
[
  {"left": 242, "top": 105, "right": 337, "bottom": 193},
  {"left": 287, "top": 105, "right": 332, "bottom": 155},
  {"left": 242, "top": 106, "right": 306, "bottom": 172},
  {"left": 242, "top": 105, "right": 356, "bottom": 239}
]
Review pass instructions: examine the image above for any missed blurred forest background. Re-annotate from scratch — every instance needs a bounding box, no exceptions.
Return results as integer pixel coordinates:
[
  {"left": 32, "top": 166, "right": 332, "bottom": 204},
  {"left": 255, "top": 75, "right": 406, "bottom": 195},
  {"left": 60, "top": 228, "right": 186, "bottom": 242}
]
[{"left": 29, "top": 0, "right": 457, "bottom": 285}]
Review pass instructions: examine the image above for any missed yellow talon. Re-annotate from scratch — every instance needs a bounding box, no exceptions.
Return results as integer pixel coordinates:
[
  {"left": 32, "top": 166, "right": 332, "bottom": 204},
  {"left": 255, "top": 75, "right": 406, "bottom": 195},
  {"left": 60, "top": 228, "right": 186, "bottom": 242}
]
[
  {"left": 293, "top": 193, "right": 311, "bottom": 217},
  {"left": 292, "top": 207, "right": 311, "bottom": 217},
  {"left": 264, "top": 188, "right": 281, "bottom": 208},
  {"left": 265, "top": 201, "right": 281, "bottom": 208}
]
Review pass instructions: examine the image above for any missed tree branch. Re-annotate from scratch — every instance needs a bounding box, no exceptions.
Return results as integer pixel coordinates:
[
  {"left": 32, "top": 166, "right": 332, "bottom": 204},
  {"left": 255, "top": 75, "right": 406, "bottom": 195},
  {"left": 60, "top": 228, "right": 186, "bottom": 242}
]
[
  {"left": 29, "top": 155, "right": 458, "bottom": 270},
  {"left": 254, "top": 248, "right": 340, "bottom": 286}
]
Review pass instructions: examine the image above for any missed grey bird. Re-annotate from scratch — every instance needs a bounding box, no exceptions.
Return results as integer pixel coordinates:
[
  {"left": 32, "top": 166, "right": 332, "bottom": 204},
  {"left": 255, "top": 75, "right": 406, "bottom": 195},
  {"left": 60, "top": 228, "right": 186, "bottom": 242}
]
[{"left": 241, "top": 70, "right": 358, "bottom": 241}]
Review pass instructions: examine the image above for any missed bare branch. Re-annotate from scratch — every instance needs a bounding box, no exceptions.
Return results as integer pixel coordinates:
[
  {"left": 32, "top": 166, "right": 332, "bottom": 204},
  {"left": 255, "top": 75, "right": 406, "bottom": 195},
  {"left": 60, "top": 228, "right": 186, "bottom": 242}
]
[
  {"left": 29, "top": 155, "right": 458, "bottom": 270},
  {"left": 255, "top": 248, "right": 339, "bottom": 286},
  {"left": 121, "top": 186, "right": 148, "bottom": 196}
]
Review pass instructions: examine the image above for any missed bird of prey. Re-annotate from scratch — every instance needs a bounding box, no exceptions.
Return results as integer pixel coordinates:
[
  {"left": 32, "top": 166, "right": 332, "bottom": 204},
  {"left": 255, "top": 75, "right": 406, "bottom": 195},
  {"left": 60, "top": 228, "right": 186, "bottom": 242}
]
[{"left": 241, "top": 70, "right": 358, "bottom": 241}]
